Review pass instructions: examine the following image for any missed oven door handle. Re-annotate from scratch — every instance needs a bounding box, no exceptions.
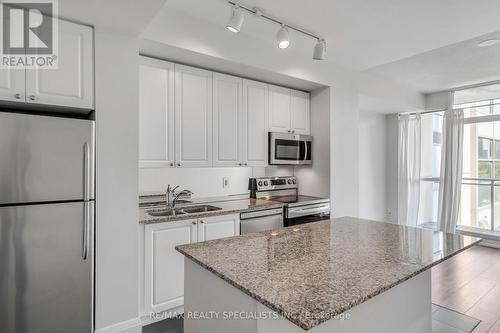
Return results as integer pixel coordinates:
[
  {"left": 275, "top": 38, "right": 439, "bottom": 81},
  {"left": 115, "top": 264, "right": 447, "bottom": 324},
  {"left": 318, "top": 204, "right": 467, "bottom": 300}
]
[{"left": 287, "top": 204, "right": 330, "bottom": 219}]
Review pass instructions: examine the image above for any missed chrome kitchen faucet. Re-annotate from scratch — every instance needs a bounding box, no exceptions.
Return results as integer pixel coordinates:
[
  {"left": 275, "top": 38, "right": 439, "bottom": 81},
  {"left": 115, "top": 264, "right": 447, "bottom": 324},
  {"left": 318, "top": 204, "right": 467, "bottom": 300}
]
[{"left": 165, "top": 185, "right": 193, "bottom": 208}]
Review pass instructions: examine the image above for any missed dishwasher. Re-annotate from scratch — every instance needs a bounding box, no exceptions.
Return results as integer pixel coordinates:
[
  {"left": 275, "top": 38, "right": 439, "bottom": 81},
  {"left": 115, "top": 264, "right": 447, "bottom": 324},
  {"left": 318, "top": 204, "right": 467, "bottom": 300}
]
[{"left": 240, "top": 207, "right": 283, "bottom": 234}]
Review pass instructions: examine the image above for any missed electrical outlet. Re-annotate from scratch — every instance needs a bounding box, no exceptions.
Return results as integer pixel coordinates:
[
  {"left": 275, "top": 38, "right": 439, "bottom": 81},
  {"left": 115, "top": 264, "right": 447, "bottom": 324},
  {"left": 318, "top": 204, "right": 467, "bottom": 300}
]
[
  {"left": 222, "top": 177, "right": 229, "bottom": 189},
  {"left": 385, "top": 209, "right": 394, "bottom": 222}
]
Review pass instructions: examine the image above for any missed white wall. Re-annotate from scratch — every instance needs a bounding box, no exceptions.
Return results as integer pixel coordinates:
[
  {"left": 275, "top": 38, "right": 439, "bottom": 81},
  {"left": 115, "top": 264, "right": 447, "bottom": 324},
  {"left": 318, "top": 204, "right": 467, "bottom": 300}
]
[
  {"left": 331, "top": 83, "right": 360, "bottom": 217},
  {"left": 294, "top": 87, "right": 331, "bottom": 198},
  {"left": 139, "top": 165, "right": 304, "bottom": 198},
  {"left": 139, "top": 167, "right": 253, "bottom": 197},
  {"left": 385, "top": 114, "right": 399, "bottom": 223},
  {"left": 94, "top": 31, "right": 141, "bottom": 333},
  {"left": 358, "top": 111, "right": 387, "bottom": 221}
]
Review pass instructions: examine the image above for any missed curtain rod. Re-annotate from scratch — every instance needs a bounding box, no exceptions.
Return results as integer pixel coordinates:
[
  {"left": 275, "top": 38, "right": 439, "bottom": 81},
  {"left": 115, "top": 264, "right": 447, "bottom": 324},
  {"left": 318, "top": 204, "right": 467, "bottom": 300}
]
[
  {"left": 400, "top": 101, "right": 500, "bottom": 117},
  {"left": 401, "top": 109, "right": 445, "bottom": 117}
]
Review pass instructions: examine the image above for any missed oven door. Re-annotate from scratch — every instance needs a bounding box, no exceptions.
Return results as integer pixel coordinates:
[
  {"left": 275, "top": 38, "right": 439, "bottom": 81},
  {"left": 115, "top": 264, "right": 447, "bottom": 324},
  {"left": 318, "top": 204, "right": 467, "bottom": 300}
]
[
  {"left": 269, "top": 132, "right": 312, "bottom": 165},
  {"left": 285, "top": 202, "right": 330, "bottom": 227}
]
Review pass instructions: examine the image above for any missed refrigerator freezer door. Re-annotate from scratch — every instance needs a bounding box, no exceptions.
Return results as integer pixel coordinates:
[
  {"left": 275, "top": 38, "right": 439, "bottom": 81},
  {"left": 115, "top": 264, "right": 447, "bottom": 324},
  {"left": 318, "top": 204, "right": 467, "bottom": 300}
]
[
  {"left": 0, "top": 201, "right": 93, "bottom": 333},
  {"left": 0, "top": 112, "right": 95, "bottom": 204}
]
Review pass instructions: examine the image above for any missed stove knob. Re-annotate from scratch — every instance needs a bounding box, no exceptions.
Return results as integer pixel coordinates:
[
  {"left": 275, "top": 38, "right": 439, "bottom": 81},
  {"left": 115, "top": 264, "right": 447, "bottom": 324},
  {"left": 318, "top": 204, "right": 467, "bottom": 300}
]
[
  {"left": 287, "top": 179, "right": 293, "bottom": 184},
  {"left": 264, "top": 181, "right": 269, "bottom": 186},
  {"left": 258, "top": 181, "right": 263, "bottom": 186},
  {"left": 293, "top": 179, "right": 297, "bottom": 184}
]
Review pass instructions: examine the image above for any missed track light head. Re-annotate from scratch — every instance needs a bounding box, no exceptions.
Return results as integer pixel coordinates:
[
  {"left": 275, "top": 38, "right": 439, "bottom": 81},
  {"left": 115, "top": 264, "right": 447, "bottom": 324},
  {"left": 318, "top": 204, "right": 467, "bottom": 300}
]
[
  {"left": 277, "top": 24, "right": 290, "bottom": 49},
  {"left": 226, "top": 6, "right": 244, "bottom": 33},
  {"left": 313, "top": 39, "right": 326, "bottom": 60}
]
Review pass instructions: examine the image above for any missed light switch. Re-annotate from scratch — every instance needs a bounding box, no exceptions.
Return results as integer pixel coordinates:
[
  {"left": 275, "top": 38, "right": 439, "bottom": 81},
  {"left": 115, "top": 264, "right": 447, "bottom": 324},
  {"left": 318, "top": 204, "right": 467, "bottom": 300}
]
[{"left": 222, "top": 177, "right": 229, "bottom": 189}]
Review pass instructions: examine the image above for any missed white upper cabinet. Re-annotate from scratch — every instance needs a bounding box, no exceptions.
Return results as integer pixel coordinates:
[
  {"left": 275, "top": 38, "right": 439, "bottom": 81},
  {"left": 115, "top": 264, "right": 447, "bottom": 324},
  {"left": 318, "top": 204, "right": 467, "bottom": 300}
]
[
  {"left": 290, "top": 90, "right": 311, "bottom": 134},
  {"left": 212, "top": 73, "right": 243, "bottom": 167},
  {"left": 269, "top": 85, "right": 291, "bottom": 133},
  {"left": 137, "top": 59, "right": 311, "bottom": 168},
  {"left": 139, "top": 57, "right": 175, "bottom": 168},
  {"left": 197, "top": 214, "right": 240, "bottom": 241},
  {"left": 243, "top": 79, "right": 269, "bottom": 166},
  {"left": 269, "top": 85, "right": 310, "bottom": 135},
  {"left": 175, "top": 64, "right": 213, "bottom": 167},
  {"left": 0, "top": 68, "right": 25, "bottom": 103},
  {"left": 25, "top": 19, "right": 94, "bottom": 109}
]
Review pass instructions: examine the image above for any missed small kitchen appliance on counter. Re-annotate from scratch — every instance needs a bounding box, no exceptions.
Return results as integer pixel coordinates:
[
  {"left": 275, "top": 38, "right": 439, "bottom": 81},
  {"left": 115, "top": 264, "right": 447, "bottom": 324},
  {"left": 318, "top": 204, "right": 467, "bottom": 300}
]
[{"left": 248, "top": 176, "right": 330, "bottom": 227}]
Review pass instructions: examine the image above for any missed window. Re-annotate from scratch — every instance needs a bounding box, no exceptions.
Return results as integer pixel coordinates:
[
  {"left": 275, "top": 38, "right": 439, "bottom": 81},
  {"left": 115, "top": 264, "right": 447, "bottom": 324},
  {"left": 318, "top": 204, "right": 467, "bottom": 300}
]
[
  {"left": 459, "top": 99, "right": 500, "bottom": 233},
  {"left": 415, "top": 84, "right": 500, "bottom": 234},
  {"left": 417, "top": 112, "right": 442, "bottom": 228}
]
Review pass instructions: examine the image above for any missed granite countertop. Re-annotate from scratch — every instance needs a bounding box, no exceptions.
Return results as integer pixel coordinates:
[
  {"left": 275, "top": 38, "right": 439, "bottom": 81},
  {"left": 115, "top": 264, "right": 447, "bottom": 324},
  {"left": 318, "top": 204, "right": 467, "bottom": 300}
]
[
  {"left": 139, "top": 198, "right": 284, "bottom": 224},
  {"left": 176, "top": 217, "right": 481, "bottom": 330}
]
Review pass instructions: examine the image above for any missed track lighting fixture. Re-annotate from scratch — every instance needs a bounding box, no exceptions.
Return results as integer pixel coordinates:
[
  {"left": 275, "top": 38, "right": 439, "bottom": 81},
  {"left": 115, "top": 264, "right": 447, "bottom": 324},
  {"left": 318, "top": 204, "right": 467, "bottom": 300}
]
[
  {"left": 226, "top": 1, "right": 327, "bottom": 60},
  {"left": 313, "top": 39, "right": 326, "bottom": 60},
  {"left": 226, "top": 5, "right": 244, "bottom": 33},
  {"left": 276, "top": 24, "right": 290, "bottom": 49}
]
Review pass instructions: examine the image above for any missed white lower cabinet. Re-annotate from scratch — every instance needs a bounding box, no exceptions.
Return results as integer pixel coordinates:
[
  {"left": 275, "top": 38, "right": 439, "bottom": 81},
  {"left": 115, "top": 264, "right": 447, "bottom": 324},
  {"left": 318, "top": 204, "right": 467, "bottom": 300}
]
[
  {"left": 144, "top": 219, "right": 197, "bottom": 314},
  {"left": 143, "top": 213, "right": 240, "bottom": 315},
  {"left": 198, "top": 214, "right": 240, "bottom": 241}
]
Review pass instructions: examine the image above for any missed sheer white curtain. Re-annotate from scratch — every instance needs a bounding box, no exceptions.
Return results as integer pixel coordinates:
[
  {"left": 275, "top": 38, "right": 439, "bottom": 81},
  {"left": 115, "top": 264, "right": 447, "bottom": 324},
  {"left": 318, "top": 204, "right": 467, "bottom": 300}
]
[
  {"left": 438, "top": 108, "right": 464, "bottom": 233},
  {"left": 398, "top": 114, "right": 421, "bottom": 227}
]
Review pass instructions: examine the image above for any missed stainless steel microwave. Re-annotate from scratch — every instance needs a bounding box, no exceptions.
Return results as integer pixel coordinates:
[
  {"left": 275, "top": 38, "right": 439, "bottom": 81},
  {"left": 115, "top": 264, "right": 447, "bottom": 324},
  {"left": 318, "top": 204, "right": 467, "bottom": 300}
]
[{"left": 269, "top": 132, "right": 313, "bottom": 165}]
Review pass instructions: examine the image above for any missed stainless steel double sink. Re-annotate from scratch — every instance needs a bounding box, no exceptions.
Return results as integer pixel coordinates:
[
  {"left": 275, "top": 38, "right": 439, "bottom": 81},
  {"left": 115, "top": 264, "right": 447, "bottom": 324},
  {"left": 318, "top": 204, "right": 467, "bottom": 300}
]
[{"left": 148, "top": 205, "right": 222, "bottom": 217}]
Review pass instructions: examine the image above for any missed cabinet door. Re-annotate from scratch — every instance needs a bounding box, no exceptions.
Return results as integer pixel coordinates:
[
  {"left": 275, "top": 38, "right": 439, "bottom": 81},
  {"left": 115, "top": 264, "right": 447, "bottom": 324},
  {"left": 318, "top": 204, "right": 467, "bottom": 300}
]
[
  {"left": 139, "top": 57, "right": 175, "bottom": 168},
  {"left": 175, "top": 64, "right": 213, "bottom": 167},
  {"left": 144, "top": 219, "right": 197, "bottom": 313},
  {"left": 268, "top": 85, "right": 291, "bottom": 133},
  {"left": 290, "top": 90, "right": 310, "bottom": 134},
  {"left": 25, "top": 19, "right": 93, "bottom": 109},
  {"left": 242, "top": 79, "right": 268, "bottom": 166},
  {"left": 212, "top": 73, "right": 243, "bottom": 167},
  {"left": 198, "top": 214, "right": 240, "bottom": 241},
  {"left": 0, "top": 67, "right": 25, "bottom": 103}
]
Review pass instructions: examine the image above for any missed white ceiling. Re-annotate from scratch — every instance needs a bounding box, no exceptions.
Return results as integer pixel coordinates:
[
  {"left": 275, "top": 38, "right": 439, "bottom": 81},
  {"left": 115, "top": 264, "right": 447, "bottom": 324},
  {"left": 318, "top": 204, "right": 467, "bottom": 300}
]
[
  {"left": 58, "top": 0, "right": 166, "bottom": 36},
  {"left": 454, "top": 83, "right": 500, "bottom": 105},
  {"left": 363, "top": 31, "right": 500, "bottom": 94},
  {"left": 163, "top": 0, "right": 500, "bottom": 71}
]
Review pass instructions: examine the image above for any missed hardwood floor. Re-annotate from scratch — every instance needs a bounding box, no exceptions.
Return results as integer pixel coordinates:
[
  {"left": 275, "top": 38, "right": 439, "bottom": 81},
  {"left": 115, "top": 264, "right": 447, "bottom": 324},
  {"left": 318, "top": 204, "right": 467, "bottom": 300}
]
[{"left": 432, "top": 245, "right": 500, "bottom": 333}]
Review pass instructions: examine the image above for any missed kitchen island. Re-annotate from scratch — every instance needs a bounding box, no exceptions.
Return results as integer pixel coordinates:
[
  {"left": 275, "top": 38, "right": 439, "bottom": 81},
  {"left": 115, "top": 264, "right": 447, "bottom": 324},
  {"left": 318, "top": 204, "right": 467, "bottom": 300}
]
[{"left": 176, "top": 217, "right": 480, "bottom": 332}]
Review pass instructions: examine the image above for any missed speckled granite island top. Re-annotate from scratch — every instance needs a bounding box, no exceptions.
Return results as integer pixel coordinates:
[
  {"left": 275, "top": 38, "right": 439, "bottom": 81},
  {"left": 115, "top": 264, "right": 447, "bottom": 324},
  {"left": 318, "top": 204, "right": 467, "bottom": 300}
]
[
  {"left": 139, "top": 198, "right": 284, "bottom": 224},
  {"left": 176, "top": 217, "right": 480, "bottom": 330}
]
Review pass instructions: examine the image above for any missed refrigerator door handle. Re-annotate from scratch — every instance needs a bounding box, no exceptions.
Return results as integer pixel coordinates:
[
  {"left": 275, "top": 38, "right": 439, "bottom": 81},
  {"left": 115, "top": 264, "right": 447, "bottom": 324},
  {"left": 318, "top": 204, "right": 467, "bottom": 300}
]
[
  {"left": 82, "top": 142, "right": 90, "bottom": 260},
  {"left": 82, "top": 203, "right": 89, "bottom": 260},
  {"left": 83, "top": 142, "right": 90, "bottom": 201}
]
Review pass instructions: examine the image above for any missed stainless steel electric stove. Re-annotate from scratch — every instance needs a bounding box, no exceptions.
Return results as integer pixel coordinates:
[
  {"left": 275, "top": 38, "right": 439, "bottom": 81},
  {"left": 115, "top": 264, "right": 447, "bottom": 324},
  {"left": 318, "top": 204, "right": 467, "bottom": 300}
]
[{"left": 248, "top": 176, "right": 330, "bottom": 227}]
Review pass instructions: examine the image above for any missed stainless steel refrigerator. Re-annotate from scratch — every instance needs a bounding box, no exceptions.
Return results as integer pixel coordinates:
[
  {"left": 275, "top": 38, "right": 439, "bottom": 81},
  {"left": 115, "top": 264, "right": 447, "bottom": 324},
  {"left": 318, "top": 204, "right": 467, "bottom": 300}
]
[{"left": 0, "top": 112, "right": 95, "bottom": 333}]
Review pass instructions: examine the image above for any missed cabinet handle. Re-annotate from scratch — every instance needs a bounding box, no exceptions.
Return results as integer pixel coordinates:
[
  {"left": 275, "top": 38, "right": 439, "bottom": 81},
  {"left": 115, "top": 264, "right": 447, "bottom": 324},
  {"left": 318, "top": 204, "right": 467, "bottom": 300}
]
[
  {"left": 170, "top": 162, "right": 174, "bottom": 167},
  {"left": 292, "top": 130, "right": 295, "bottom": 134},
  {"left": 14, "top": 93, "right": 22, "bottom": 99},
  {"left": 287, "top": 130, "right": 291, "bottom": 133},
  {"left": 200, "top": 220, "right": 204, "bottom": 224},
  {"left": 29, "top": 95, "right": 37, "bottom": 101},
  {"left": 239, "top": 163, "right": 242, "bottom": 166},
  {"left": 244, "top": 163, "right": 248, "bottom": 166},
  {"left": 192, "top": 221, "right": 197, "bottom": 225},
  {"left": 177, "top": 163, "right": 181, "bottom": 167}
]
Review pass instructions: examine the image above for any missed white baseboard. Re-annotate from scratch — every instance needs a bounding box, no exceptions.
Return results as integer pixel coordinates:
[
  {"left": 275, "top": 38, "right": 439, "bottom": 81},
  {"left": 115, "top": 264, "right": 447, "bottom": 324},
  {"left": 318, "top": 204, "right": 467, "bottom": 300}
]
[{"left": 94, "top": 317, "right": 141, "bottom": 333}]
